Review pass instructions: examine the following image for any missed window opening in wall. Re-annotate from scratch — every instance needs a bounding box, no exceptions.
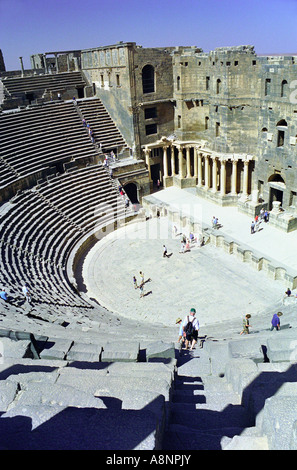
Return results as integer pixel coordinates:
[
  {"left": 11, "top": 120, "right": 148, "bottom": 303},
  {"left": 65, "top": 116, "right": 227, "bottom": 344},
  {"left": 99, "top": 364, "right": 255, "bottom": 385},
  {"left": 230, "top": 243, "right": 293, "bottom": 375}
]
[
  {"left": 281, "top": 80, "right": 288, "bottom": 97},
  {"left": 226, "top": 61, "right": 231, "bottom": 66},
  {"left": 177, "top": 76, "right": 180, "bottom": 91},
  {"left": 216, "top": 122, "right": 220, "bottom": 137},
  {"left": 178, "top": 115, "right": 181, "bottom": 128},
  {"left": 100, "top": 74, "right": 104, "bottom": 87},
  {"left": 252, "top": 60, "right": 257, "bottom": 66},
  {"left": 145, "top": 123, "right": 157, "bottom": 135},
  {"left": 116, "top": 74, "right": 120, "bottom": 86},
  {"left": 216, "top": 79, "right": 221, "bottom": 94},
  {"left": 205, "top": 116, "right": 209, "bottom": 130},
  {"left": 206, "top": 76, "right": 210, "bottom": 90},
  {"left": 277, "top": 130, "right": 285, "bottom": 147},
  {"left": 265, "top": 78, "right": 271, "bottom": 96},
  {"left": 144, "top": 107, "right": 157, "bottom": 119},
  {"left": 142, "top": 65, "right": 155, "bottom": 93},
  {"left": 234, "top": 61, "right": 238, "bottom": 66}
]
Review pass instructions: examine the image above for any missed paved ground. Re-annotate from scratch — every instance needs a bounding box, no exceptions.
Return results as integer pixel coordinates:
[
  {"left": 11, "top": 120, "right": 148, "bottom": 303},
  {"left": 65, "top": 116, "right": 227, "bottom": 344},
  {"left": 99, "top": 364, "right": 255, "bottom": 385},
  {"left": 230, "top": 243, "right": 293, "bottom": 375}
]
[{"left": 82, "top": 187, "right": 294, "bottom": 330}]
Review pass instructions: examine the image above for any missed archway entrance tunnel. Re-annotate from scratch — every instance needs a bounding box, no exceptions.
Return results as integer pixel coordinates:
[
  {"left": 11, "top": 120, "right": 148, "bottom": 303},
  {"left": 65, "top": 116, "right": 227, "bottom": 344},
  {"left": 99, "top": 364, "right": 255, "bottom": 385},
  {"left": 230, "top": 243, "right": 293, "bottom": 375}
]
[{"left": 124, "top": 182, "right": 139, "bottom": 204}]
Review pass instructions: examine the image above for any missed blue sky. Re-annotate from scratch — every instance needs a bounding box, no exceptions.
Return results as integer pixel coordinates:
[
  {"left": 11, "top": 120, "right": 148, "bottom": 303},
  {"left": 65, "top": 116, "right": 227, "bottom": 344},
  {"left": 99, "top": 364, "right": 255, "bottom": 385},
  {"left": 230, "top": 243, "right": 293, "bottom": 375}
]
[{"left": 1, "top": 0, "right": 297, "bottom": 71}]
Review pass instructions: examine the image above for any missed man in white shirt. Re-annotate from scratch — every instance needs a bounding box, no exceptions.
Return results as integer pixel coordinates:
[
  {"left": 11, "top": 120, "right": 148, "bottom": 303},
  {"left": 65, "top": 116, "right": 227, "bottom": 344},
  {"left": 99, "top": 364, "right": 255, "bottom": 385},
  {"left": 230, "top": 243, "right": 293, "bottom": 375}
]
[
  {"left": 22, "top": 283, "right": 32, "bottom": 304},
  {"left": 182, "top": 308, "right": 199, "bottom": 350}
]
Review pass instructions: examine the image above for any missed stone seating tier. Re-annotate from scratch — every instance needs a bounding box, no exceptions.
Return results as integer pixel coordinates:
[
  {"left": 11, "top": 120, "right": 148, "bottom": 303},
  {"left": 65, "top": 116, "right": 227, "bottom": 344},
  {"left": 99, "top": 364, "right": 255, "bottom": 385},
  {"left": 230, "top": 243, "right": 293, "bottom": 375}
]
[
  {"left": 0, "top": 163, "right": 127, "bottom": 307},
  {"left": 2, "top": 72, "right": 87, "bottom": 96}
]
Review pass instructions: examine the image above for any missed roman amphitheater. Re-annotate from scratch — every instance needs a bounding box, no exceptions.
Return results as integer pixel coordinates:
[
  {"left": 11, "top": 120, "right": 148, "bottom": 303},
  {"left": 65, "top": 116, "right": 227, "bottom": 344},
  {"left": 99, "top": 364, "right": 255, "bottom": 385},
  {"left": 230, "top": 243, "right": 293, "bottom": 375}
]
[{"left": 0, "top": 43, "right": 297, "bottom": 451}]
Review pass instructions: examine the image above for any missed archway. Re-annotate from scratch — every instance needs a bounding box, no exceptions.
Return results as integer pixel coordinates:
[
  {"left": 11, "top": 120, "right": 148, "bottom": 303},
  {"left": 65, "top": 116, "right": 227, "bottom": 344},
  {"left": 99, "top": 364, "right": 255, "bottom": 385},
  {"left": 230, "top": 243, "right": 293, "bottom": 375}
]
[
  {"left": 268, "top": 174, "right": 285, "bottom": 210},
  {"left": 124, "top": 182, "right": 139, "bottom": 204}
]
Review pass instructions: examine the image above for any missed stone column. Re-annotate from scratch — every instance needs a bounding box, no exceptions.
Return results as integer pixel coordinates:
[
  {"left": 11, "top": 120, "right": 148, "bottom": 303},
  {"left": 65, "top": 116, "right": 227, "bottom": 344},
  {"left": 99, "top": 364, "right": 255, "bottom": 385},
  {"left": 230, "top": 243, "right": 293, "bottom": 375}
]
[
  {"left": 19, "top": 57, "right": 24, "bottom": 77},
  {"left": 43, "top": 54, "right": 48, "bottom": 74},
  {"left": 231, "top": 157, "right": 238, "bottom": 195},
  {"left": 55, "top": 54, "right": 59, "bottom": 73},
  {"left": 67, "top": 54, "right": 70, "bottom": 72},
  {"left": 171, "top": 146, "right": 176, "bottom": 176},
  {"left": 212, "top": 157, "right": 218, "bottom": 192},
  {"left": 163, "top": 145, "right": 168, "bottom": 178},
  {"left": 197, "top": 153, "right": 203, "bottom": 187},
  {"left": 186, "top": 146, "right": 191, "bottom": 178},
  {"left": 194, "top": 147, "right": 198, "bottom": 179},
  {"left": 144, "top": 148, "right": 152, "bottom": 182},
  {"left": 204, "top": 155, "right": 210, "bottom": 189},
  {"left": 243, "top": 159, "right": 249, "bottom": 196},
  {"left": 178, "top": 146, "right": 184, "bottom": 178},
  {"left": 220, "top": 158, "right": 226, "bottom": 196}
]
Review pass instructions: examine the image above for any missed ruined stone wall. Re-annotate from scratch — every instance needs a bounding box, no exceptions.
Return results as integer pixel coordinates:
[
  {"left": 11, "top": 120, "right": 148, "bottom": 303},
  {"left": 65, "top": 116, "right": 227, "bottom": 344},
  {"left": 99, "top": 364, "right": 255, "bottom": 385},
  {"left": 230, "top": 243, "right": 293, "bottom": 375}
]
[
  {"left": 172, "top": 45, "right": 260, "bottom": 153},
  {"left": 81, "top": 43, "right": 175, "bottom": 156},
  {"left": 254, "top": 56, "right": 297, "bottom": 211},
  {"left": 81, "top": 43, "right": 136, "bottom": 150},
  {"left": 172, "top": 46, "right": 297, "bottom": 212},
  {"left": 133, "top": 46, "right": 174, "bottom": 149}
]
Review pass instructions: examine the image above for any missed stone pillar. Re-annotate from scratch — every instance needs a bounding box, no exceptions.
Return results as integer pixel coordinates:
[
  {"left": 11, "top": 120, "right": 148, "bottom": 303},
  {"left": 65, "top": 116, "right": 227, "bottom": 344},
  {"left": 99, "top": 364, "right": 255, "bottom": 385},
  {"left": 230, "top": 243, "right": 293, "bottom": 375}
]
[
  {"left": 243, "top": 159, "right": 249, "bottom": 196},
  {"left": 212, "top": 157, "right": 218, "bottom": 192},
  {"left": 220, "top": 159, "right": 226, "bottom": 196},
  {"left": 194, "top": 147, "right": 198, "bottom": 179},
  {"left": 171, "top": 146, "right": 176, "bottom": 176},
  {"left": 43, "top": 54, "right": 48, "bottom": 74},
  {"left": 186, "top": 146, "right": 191, "bottom": 178},
  {"left": 204, "top": 155, "right": 210, "bottom": 189},
  {"left": 178, "top": 146, "right": 184, "bottom": 178},
  {"left": 197, "top": 153, "right": 203, "bottom": 187},
  {"left": 144, "top": 148, "right": 152, "bottom": 182},
  {"left": 231, "top": 158, "right": 238, "bottom": 195},
  {"left": 163, "top": 145, "right": 168, "bottom": 178},
  {"left": 19, "top": 57, "right": 24, "bottom": 77},
  {"left": 67, "top": 54, "right": 70, "bottom": 72},
  {"left": 55, "top": 54, "right": 59, "bottom": 73}
]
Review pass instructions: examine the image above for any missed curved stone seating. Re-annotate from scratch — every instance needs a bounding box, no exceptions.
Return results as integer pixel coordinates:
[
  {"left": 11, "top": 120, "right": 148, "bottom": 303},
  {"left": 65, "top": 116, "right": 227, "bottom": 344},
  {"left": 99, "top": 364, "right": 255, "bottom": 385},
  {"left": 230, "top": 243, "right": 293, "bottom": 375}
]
[
  {"left": 0, "top": 164, "right": 127, "bottom": 307},
  {"left": 77, "top": 98, "right": 127, "bottom": 151},
  {"left": 0, "top": 102, "right": 97, "bottom": 190},
  {"left": 2, "top": 72, "right": 86, "bottom": 97}
]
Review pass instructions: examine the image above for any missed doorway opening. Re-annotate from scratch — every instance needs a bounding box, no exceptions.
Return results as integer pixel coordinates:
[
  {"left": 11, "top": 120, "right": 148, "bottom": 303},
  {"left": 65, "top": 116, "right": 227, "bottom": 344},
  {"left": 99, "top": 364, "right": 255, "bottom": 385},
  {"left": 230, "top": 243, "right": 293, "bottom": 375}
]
[{"left": 124, "top": 183, "right": 139, "bottom": 204}]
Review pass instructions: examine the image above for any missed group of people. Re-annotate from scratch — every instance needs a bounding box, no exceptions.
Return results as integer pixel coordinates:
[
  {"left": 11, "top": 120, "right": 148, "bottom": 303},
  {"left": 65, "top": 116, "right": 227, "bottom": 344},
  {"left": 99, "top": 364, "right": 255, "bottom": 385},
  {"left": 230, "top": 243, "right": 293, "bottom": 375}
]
[
  {"left": 176, "top": 305, "right": 286, "bottom": 351},
  {"left": 133, "top": 271, "right": 147, "bottom": 298},
  {"left": 172, "top": 226, "right": 205, "bottom": 255},
  {"left": 251, "top": 208, "right": 270, "bottom": 234},
  {"left": 240, "top": 310, "right": 284, "bottom": 335},
  {"left": 0, "top": 283, "right": 32, "bottom": 305},
  {"left": 212, "top": 216, "right": 219, "bottom": 229},
  {"left": 82, "top": 118, "right": 96, "bottom": 144},
  {"left": 176, "top": 308, "right": 200, "bottom": 350}
]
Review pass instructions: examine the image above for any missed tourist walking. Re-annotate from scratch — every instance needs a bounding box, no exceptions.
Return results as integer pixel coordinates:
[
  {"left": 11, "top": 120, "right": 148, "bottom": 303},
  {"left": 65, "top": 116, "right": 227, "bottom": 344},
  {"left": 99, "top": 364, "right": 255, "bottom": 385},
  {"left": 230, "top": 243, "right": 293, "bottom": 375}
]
[
  {"left": 182, "top": 308, "right": 199, "bottom": 350},
  {"left": 133, "top": 276, "right": 138, "bottom": 289},
  {"left": 270, "top": 312, "right": 283, "bottom": 331},
  {"left": 163, "top": 245, "right": 169, "bottom": 258},
  {"left": 251, "top": 220, "right": 255, "bottom": 234},
  {"left": 176, "top": 317, "right": 184, "bottom": 344},
  {"left": 22, "top": 283, "right": 32, "bottom": 304},
  {"left": 139, "top": 282, "right": 144, "bottom": 298},
  {"left": 240, "top": 314, "right": 251, "bottom": 335}
]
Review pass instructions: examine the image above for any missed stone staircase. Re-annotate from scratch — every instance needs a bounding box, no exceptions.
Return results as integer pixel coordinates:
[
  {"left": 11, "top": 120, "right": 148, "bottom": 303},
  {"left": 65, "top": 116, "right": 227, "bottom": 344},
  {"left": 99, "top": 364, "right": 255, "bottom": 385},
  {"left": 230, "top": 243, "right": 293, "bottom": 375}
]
[{"left": 162, "top": 318, "right": 297, "bottom": 451}]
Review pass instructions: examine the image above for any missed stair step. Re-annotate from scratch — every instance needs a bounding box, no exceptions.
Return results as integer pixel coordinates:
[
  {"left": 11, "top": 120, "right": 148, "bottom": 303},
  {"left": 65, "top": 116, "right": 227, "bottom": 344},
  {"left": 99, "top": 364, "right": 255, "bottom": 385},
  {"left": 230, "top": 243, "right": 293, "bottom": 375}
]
[
  {"left": 222, "top": 434, "right": 269, "bottom": 450},
  {"left": 163, "top": 423, "right": 250, "bottom": 450},
  {"left": 170, "top": 405, "right": 251, "bottom": 430}
]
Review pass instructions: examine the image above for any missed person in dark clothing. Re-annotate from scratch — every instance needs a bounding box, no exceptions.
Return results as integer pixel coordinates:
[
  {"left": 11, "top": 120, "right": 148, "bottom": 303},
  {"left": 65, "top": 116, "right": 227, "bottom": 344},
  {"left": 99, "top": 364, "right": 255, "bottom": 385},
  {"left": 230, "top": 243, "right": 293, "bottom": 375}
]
[{"left": 270, "top": 312, "right": 283, "bottom": 331}]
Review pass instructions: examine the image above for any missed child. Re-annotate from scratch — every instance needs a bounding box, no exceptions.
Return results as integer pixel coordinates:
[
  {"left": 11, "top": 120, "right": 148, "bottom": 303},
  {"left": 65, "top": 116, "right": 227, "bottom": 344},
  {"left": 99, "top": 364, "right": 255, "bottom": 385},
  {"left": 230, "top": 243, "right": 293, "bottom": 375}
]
[
  {"left": 240, "top": 314, "right": 251, "bottom": 335},
  {"left": 133, "top": 276, "right": 138, "bottom": 289}
]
